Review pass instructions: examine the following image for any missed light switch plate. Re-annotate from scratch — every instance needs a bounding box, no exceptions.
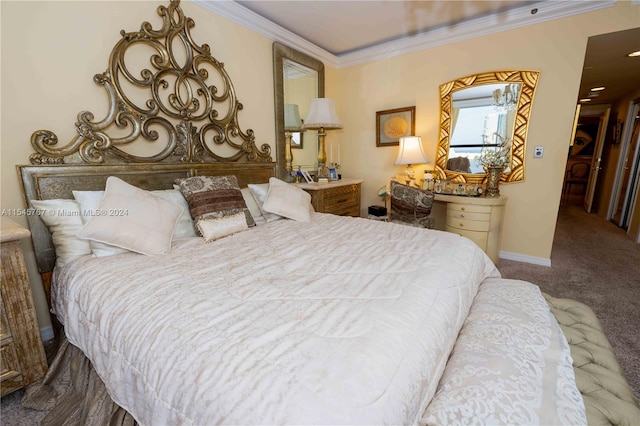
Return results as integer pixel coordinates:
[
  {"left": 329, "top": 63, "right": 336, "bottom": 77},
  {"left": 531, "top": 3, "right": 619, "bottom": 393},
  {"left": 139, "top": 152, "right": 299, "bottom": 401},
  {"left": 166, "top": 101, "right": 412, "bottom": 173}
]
[{"left": 534, "top": 146, "right": 544, "bottom": 158}]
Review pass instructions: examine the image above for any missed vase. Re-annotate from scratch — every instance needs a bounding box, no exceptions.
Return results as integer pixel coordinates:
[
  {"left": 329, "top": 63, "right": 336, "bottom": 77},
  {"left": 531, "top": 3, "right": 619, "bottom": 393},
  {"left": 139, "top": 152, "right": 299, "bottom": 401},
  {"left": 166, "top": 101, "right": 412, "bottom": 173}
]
[{"left": 484, "top": 166, "right": 504, "bottom": 197}]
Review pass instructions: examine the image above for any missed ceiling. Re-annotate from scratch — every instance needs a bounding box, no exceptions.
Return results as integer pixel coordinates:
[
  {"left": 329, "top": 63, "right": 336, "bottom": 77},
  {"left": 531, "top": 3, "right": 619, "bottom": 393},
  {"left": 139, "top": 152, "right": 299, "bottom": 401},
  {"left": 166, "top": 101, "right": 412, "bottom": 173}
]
[
  {"left": 200, "top": 1, "right": 640, "bottom": 105},
  {"left": 237, "top": 0, "right": 539, "bottom": 56}
]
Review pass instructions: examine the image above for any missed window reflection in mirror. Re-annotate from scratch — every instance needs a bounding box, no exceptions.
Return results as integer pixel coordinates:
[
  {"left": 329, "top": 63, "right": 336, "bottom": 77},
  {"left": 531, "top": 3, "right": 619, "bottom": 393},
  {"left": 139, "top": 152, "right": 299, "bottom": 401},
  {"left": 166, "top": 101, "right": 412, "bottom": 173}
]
[
  {"left": 435, "top": 70, "right": 541, "bottom": 184},
  {"left": 449, "top": 83, "right": 519, "bottom": 173}
]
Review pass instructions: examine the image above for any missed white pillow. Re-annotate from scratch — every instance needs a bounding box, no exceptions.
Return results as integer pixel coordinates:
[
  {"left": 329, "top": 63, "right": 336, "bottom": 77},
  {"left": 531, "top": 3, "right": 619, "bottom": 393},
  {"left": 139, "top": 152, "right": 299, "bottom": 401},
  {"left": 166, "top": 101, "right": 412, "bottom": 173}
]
[
  {"left": 73, "top": 190, "right": 128, "bottom": 257},
  {"left": 247, "top": 183, "right": 283, "bottom": 223},
  {"left": 241, "top": 187, "right": 266, "bottom": 226},
  {"left": 74, "top": 188, "right": 197, "bottom": 256},
  {"left": 262, "top": 177, "right": 312, "bottom": 222},
  {"left": 151, "top": 189, "right": 197, "bottom": 238},
  {"left": 77, "top": 177, "right": 183, "bottom": 256},
  {"left": 196, "top": 212, "right": 249, "bottom": 243},
  {"left": 29, "top": 199, "right": 92, "bottom": 267}
]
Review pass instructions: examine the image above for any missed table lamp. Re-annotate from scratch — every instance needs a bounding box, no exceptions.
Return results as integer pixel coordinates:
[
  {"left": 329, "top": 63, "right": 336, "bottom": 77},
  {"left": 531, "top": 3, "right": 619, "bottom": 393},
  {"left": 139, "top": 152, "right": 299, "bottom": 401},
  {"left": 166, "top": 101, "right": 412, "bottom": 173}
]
[
  {"left": 395, "top": 136, "right": 428, "bottom": 186},
  {"left": 302, "top": 98, "right": 342, "bottom": 179},
  {"left": 284, "top": 103, "right": 302, "bottom": 177}
]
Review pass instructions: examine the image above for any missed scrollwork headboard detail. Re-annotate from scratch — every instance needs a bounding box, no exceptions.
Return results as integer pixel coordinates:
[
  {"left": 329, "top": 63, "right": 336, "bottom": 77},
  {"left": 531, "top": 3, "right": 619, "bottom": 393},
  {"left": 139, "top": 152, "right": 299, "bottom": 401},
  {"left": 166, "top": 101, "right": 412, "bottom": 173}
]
[{"left": 30, "top": 0, "right": 271, "bottom": 166}]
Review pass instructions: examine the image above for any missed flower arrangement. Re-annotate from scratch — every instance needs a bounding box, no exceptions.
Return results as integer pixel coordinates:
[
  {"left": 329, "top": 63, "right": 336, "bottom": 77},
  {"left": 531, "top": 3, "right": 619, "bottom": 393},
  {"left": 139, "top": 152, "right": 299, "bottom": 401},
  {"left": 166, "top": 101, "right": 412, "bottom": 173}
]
[{"left": 478, "top": 133, "right": 512, "bottom": 169}]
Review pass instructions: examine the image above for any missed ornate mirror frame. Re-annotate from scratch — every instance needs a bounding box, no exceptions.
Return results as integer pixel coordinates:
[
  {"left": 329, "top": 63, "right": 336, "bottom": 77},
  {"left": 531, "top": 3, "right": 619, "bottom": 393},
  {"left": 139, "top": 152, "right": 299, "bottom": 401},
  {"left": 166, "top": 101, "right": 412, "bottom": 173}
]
[
  {"left": 273, "top": 42, "right": 324, "bottom": 180},
  {"left": 435, "top": 70, "right": 541, "bottom": 184}
]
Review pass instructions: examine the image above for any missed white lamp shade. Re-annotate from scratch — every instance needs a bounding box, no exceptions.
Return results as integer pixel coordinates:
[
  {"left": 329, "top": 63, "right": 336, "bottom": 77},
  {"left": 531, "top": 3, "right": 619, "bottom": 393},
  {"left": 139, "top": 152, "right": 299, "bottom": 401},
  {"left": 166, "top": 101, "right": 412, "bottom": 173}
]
[
  {"left": 284, "top": 103, "right": 302, "bottom": 131},
  {"left": 302, "top": 98, "right": 343, "bottom": 130},
  {"left": 395, "top": 136, "right": 429, "bottom": 165}
]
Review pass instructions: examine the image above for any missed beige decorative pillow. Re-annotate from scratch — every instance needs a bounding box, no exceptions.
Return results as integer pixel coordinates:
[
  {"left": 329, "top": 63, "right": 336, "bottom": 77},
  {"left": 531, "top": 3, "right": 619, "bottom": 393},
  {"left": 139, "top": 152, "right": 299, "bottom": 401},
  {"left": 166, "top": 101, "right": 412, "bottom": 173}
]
[
  {"left": 196, "top": 212, "right": 249, "bottom": 243},
  {"left": 151, "top": 189, "right": 197, "bottom": 238},
  {"left": 262, "top": 177, "right": 312, "bottom": 222},
  {"left": 175, "top": 175, "right": 255, "bottom": 233},
  {"left": 29, "top": 199, "right": 92, "bottom": 267},
  {"left": 72, "top": 190, "right": 129, "bottom": 257},
  {"left": 247, "top": 183, "right": 284, "bottom": 223},
  {"left": 241, "top": 187, "right": 266, "bottom": 226},
  {"left": 77, "top": 177, "right": 183, "bottom": 256}
]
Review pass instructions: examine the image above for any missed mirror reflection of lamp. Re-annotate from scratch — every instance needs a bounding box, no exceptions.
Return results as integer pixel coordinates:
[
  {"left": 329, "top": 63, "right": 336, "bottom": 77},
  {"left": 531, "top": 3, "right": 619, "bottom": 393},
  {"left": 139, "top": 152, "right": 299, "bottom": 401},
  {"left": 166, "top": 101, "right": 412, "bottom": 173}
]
[
  {"left": 492, "top": 83, "right": 519, "bottom": 112},
  {"left": 302, "top": 98, "right": 342, "bottom": 179},
  {"left": 284, "top": 103, "right": 303, "bottom": 178},
  {"left": 395, "top": 136, "right": 429, "bottom": 186}
]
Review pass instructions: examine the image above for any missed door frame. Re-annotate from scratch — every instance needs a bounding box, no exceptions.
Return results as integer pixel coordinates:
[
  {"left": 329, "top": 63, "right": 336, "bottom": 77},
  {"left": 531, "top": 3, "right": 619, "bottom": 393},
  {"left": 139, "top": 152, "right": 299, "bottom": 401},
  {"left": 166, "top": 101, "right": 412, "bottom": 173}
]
[
  {"left": 610, "top": 100, "right": 640, "bottom": 229},
  {"left": 583, "top": 106, "right": 610, "bottom": 212}
]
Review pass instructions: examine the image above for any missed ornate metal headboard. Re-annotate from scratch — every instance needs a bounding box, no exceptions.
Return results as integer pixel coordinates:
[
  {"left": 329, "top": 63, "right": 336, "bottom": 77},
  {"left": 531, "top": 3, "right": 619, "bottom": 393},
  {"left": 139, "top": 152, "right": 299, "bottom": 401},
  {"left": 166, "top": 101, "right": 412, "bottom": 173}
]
[
  {"left": 29, "top": 0, "right": 271, "bottom": 166},
  {"left": 18, "top": 0, "right": 278, "bottom": 283}
]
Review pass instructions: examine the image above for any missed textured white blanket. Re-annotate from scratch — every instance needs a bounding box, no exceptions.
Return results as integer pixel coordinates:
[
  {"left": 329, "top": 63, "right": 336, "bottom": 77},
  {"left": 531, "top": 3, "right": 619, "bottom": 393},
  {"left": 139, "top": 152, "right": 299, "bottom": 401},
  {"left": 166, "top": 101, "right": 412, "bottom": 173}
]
[{"left": 53, "top": 213, "right": 500, "bottom": 425}]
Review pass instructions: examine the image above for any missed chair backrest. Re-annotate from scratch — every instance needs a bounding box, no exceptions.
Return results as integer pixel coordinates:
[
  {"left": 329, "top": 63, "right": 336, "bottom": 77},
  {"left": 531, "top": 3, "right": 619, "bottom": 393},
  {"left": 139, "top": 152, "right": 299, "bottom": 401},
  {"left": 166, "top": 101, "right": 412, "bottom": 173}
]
[
  {"left": 389, "top": 180, "right": 435, "bottom": 228},
  {"left": 447, "top": 156, "right": 471, "bottom": 173},
  {"left": 569, "top": 162, "right": 590, "bottom": 178}
]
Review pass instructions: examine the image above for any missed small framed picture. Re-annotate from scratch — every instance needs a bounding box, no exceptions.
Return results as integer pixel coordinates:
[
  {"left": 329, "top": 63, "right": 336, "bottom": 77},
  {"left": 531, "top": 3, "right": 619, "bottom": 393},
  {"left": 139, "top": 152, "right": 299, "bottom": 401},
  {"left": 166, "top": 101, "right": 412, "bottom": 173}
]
[
  {"left": 328, "top": 167, "right": 338, "bottom": 181},
  {"left": 291, "top": 131, "right": 303, "bottom": 149},
  {"left": 376, "top": 106, "right": 415, "bottom": 147},
  {"left": 301, "top": 170, "right": 313, "bottom": 184}
]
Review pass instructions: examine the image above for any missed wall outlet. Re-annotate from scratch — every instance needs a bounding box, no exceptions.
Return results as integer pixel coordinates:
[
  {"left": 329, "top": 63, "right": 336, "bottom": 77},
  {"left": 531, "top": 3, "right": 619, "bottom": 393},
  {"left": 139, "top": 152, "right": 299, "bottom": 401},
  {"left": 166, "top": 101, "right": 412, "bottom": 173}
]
[{"left": 534, "top": 146, "right": 544, "bottom": 158}]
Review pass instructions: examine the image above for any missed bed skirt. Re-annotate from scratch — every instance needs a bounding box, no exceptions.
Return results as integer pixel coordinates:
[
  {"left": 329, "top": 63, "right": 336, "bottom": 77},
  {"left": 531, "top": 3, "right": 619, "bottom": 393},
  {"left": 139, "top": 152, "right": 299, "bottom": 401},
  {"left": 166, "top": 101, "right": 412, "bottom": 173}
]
[
  {"left": 23, "top": 295, "right": 640, "bottom": 426},
  {"left": 21, "top": 335, "right": 136, "bottom": 426}
]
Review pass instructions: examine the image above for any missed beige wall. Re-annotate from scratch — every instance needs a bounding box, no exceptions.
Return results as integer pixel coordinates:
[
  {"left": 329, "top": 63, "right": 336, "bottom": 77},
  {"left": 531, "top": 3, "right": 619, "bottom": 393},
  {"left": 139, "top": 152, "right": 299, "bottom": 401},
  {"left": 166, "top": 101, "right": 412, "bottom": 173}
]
[
  {"left": 1, "top": 1, "right": 275, "bottom": 333},
  {"left": 326, "top": 1, "right": 639, "bottom": 263}
]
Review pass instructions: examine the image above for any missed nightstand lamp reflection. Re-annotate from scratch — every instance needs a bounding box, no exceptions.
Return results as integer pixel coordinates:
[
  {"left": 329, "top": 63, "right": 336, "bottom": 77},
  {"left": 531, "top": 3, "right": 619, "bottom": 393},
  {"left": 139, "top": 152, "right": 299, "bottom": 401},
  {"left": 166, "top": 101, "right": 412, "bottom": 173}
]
[
  {"left": 284, "top": 103, "right": 302, "bottom": 178},
  {"left": 302, "top": 98, "right": 342, "bottom": 179}
]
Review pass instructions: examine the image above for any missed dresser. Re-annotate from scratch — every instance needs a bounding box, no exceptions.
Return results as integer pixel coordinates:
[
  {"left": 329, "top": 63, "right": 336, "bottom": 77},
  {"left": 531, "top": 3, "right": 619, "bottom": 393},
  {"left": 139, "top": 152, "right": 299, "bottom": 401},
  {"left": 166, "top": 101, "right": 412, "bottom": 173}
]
[
  {"left": 296, "top": 178, "right": 363, "bottom": 217},
  {"left": 1, "top": 218, "right": 48, "bottom": 396},
  {"left": 434, "top": 194, "right": 507, "bottom": 264}
]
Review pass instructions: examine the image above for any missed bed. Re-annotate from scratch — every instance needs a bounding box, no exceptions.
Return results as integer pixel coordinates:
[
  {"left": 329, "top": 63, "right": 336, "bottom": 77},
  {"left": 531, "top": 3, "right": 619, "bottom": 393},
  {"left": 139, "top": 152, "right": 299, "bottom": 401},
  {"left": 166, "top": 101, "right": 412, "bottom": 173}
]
[{"left": 15, "top": 1, "right": 639, "bottom": 425}]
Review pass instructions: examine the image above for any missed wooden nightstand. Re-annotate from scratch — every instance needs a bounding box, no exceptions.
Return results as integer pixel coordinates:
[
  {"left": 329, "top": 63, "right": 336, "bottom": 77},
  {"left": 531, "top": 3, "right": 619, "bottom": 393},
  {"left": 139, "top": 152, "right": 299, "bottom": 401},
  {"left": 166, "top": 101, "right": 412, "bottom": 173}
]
[
  {"left": 296, "top": 178, "right": 363, "bottom": 217},
  {"left": 1, "top": 218, "right": 48, "bottom": 396}
]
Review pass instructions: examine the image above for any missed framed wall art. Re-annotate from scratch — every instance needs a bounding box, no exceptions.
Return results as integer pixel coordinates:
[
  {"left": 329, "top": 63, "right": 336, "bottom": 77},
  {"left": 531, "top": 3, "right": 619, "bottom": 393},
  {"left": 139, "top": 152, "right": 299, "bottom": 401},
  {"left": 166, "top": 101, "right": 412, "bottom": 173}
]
[
  {"left": 291, "top": 131, "right": 303, "bottom": 149},
  {"left": 376, "top": 106, "right": 415, "bottom": 147}
]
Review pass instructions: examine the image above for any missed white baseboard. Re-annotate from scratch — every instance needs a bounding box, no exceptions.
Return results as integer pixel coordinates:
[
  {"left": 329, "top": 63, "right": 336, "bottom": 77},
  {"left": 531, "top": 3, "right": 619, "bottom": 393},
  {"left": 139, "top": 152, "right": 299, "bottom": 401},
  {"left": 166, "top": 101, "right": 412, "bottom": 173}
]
[
  {"left": 499, "top": 251, "right": 551, "bottom": 267},
  {"left": 40, "top": 326, "right": 55, "bottom": 342}
]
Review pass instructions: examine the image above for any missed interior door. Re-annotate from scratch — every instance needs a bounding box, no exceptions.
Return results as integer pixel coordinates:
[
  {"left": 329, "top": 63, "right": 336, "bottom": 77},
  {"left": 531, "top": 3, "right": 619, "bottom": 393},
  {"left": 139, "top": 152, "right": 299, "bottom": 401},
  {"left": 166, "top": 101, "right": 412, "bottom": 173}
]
[
  {"left": 583, "top": 107, "right": 610, "bottom": 212},
  {"left": 612, "top": 103, "right": 640, "bottom": 227}
]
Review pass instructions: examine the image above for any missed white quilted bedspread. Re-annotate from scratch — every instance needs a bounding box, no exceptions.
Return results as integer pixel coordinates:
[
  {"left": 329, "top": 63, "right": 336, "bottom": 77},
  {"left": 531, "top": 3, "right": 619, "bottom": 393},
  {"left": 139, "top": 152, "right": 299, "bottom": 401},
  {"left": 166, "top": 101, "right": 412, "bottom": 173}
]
[{"left": 53, "top": 213, "right": 499, "bottom": 425}]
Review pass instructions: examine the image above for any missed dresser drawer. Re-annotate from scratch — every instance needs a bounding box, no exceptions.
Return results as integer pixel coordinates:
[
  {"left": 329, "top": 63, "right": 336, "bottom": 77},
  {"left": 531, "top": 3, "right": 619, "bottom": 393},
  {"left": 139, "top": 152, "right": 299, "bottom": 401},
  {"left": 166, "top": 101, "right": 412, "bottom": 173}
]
[
  {"left": 1, "top": 342, "right": 24, "bottom": 396},
  {"left": 447, "top": 203, "right": 492, "bottom": 214},
  {"left": 445, "top": 215, "right": 490, "bottom": 232},
  {"left": 446, "top": 226, "right": 488, "bottom": 250},
  {"left": 446, "top": 209, "right": 490, "bottom": 222},
  {"left": 324, "top": 202, "right": 359, "bottom": 217},
  {"left": 322, "top": 185, "right": 359, "bottom": 207}
]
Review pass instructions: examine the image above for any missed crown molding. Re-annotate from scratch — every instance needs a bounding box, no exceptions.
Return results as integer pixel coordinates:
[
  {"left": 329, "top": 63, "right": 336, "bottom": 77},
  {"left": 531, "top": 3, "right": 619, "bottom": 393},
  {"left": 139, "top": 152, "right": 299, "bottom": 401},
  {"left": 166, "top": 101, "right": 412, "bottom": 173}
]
[
  {"left": 191, "top": 0, "right": 338, "bottom": 67},
  {"left": 192, "top": 0, "right": 616, "bottom": 69}
]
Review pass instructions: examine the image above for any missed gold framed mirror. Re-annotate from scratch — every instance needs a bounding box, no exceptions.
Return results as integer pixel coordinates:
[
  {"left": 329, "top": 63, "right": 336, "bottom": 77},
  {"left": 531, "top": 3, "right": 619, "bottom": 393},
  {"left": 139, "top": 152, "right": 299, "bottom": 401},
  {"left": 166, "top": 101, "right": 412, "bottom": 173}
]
[
  {"left": 273, "top": 42, "right": 324, "bottom": 180},
  {"left": 435, "top": 70, "right": 540, "bottom": 184}
]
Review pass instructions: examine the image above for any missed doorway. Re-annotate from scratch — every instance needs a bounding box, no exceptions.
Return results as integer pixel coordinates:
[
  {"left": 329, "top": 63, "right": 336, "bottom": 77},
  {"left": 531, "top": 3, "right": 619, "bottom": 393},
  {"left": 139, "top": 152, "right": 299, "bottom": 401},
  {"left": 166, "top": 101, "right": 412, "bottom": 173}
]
[
  {"left": 561, "top": 105, "right": 610, "bottom": 208},
  {"left": 611, "top": 101, "right": 640, "bottom": 230}
]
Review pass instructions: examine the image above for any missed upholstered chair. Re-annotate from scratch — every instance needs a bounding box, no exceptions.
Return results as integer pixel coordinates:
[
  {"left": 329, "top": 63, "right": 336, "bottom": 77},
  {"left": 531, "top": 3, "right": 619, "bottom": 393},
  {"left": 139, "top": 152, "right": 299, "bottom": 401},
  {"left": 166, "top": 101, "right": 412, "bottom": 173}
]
[{"left": 389, "top": 180, "right": 435, "bottom": 228}]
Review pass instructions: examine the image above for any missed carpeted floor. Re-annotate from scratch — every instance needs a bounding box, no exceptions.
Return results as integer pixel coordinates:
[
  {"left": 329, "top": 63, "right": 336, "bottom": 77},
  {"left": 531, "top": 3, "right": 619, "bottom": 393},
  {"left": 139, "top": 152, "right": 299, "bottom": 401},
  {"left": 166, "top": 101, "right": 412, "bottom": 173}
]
[
  {"left": 498, "top": 205, "right": 640, "bottom": 401},
  {"left": 2, "top": 205, "right": 638, "bottom": 421}
]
